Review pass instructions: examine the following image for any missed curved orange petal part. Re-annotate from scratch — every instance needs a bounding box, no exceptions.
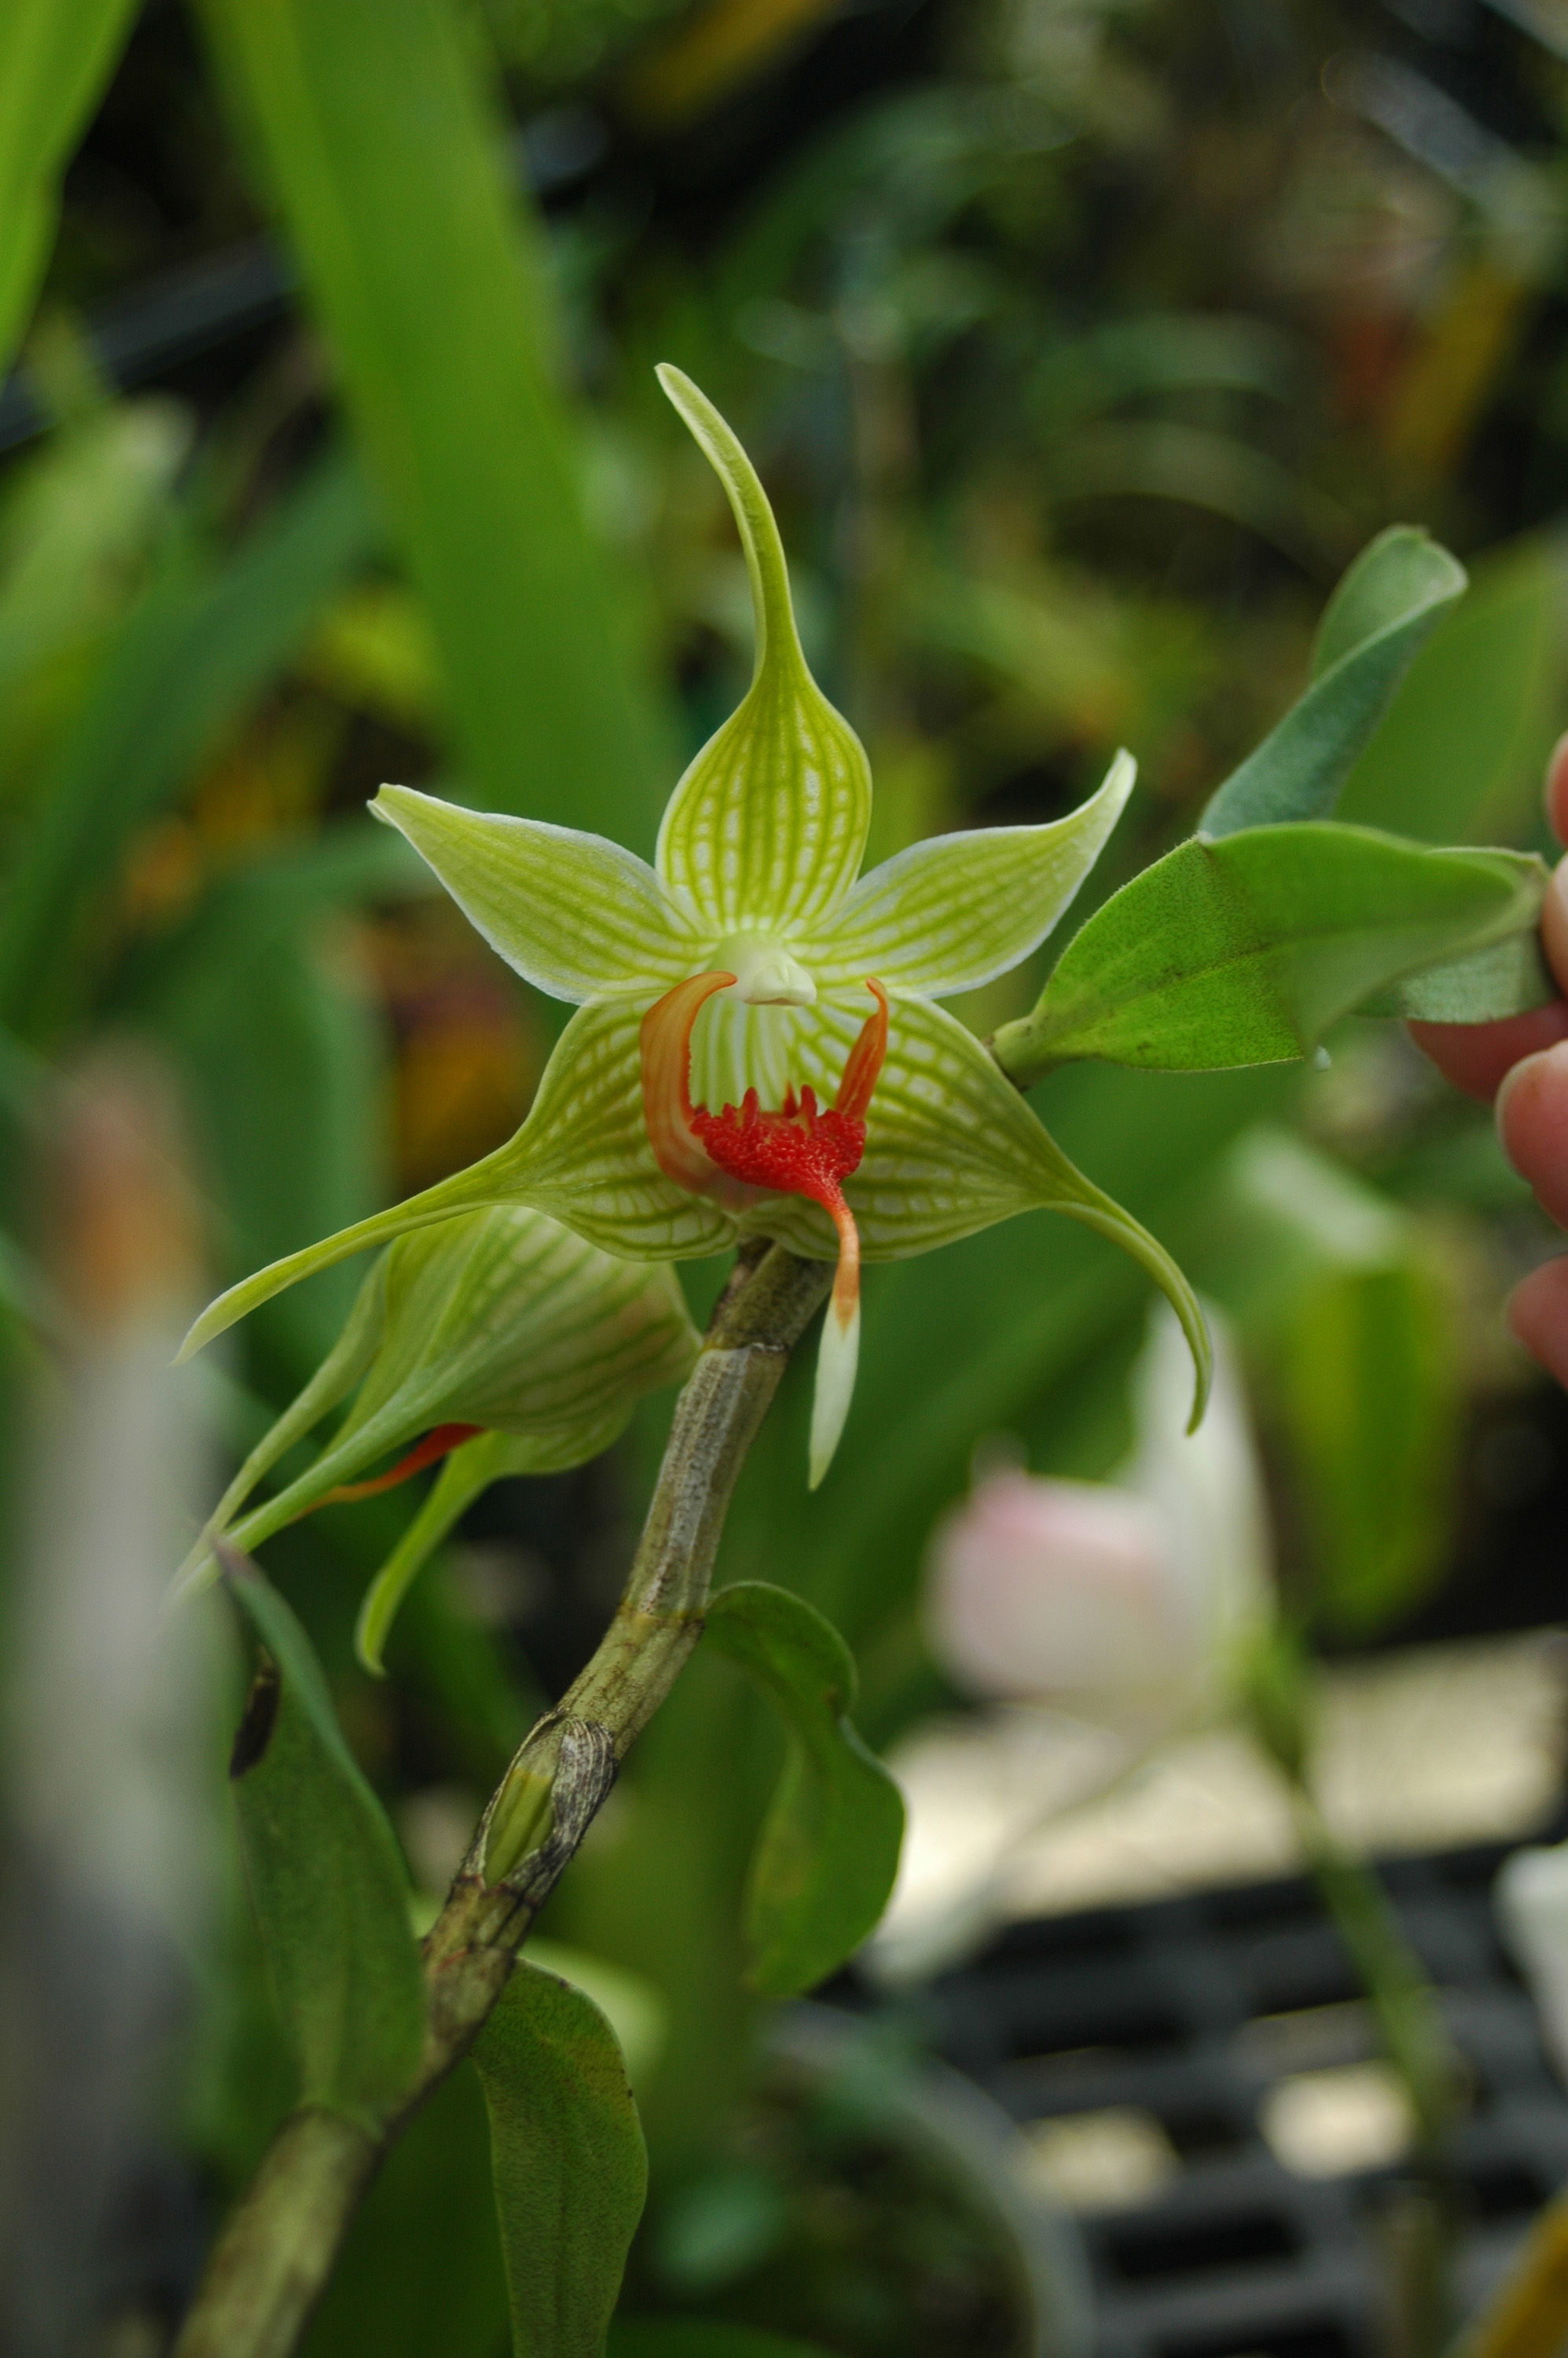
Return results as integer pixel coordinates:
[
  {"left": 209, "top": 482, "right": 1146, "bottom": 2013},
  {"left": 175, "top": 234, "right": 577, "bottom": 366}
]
[
  {"left": 834, "top": 979, "right": 889, "bottom": 1120},
  {"left": 640, "top": 970, "right": 736, "bottom": 1192}
]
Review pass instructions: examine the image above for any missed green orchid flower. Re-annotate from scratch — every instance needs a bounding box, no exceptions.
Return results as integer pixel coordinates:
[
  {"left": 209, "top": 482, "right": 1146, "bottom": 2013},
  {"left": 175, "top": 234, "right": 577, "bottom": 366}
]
[
  {"left": 174, "top": 1204, "right": 698, "bottom": 1667},
  {"left": 182, "top": 366, "right": 1209, "bottom": 1484}
]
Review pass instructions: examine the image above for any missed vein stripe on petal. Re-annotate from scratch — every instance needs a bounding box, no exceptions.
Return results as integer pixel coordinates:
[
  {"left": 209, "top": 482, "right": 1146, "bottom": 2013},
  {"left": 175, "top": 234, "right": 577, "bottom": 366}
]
[
  {"left": 811, "top": 751, "right": 1135, "bottom": 999},
  {"left": 374, "top": 784, "right": 696, "bottom": 1001}
]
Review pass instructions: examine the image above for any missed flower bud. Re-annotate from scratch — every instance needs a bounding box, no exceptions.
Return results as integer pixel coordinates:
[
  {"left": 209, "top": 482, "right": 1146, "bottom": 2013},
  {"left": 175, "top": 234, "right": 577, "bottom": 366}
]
[{"left": 174, "top": 1205, "right": 700, "bottom": 1604}]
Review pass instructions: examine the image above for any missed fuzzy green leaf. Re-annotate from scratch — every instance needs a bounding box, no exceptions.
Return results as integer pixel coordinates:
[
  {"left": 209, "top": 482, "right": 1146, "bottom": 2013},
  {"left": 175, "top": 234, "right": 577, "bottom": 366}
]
[
  {"left": 1199, "top": 527, "right": 1467, "bottom": 837},
  {"left": 223, "top": 1553, "right": 424, "bottom": 2121},
  {"left": 472, "top": 1960, "right": 648, "bottom": 2358},
  {"left": 703, "top": 1582, "right": 904, "bottom": 1997},
  {"left": 1363, "top": 924, "right": 1555, "bottom": 1022},
  {"left": 1002, "top": 825, "right": 1548, "bottom": 1075}
]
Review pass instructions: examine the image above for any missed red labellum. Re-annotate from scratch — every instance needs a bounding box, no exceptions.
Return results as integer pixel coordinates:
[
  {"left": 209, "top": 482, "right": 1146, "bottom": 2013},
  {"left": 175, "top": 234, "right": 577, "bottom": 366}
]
[{"left": 639, "top": 971, "right": 888, "bottom": 1329}]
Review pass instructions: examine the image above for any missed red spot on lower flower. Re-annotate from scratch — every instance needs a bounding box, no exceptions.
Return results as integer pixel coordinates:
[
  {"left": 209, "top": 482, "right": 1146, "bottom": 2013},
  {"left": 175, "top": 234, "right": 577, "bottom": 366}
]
[{"left": 318, "top": 1422, "right": 483, "bottom": 1507}]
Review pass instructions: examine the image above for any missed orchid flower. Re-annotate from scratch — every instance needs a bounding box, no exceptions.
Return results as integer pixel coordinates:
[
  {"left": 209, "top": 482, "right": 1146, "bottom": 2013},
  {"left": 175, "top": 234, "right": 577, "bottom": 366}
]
[
  {"left": 173, "top": 1206, "right": 698, "bottom": 1667},
  {"left": 181, "top": 368, "right": 1209, "bottom": 1484}
]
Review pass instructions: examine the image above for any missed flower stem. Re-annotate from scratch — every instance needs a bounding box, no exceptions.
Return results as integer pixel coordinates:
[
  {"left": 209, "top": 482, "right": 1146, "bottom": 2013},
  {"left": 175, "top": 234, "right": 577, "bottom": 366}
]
[
  {"left": 1247, "top": 1631, "right": 1465, "bottom": 2358},
  {"left": 173, "top": 1243, "right": 832, "bottom": 2358},
  {"left": 1284, "top": 1784, "right": 1464, "bottom": 2358}
]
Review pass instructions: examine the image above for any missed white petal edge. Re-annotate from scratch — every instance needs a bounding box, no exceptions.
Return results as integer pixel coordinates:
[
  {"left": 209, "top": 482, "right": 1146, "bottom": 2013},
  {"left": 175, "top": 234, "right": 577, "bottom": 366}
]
[{"left": 808, "top": 1288, "right": 860, "bottom": 1490}]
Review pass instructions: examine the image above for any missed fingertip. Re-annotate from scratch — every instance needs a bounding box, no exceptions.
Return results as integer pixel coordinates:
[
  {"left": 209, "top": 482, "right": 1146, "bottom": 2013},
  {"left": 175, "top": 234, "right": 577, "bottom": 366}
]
[
  {"left": 1508, "top": 1254, "right": 1568, "bottom": 1388},
  {"left": 1408, "top": 1000, "right": 1568, "bottom": 1104},
  {"left": 1496, "top": 1038, "right": 1568, "bottom": 1226}
]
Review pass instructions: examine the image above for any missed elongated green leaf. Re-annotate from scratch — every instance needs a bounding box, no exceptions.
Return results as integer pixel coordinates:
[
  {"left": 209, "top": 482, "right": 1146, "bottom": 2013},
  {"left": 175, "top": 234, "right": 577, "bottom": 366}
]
[
  {"left": 1199, "top": 528, "right": 1467, "bottom": 837},
  {"left": 1005, "top": 825, "right": 1548, "bottom": 1075},
  {"left": 1338, "top": 534, "right": 1568, "bottom": 847},
  {"left": 193, "top": 0, "right": 673, "bottom": 843},
  {"left": 609, "top": 2327, "right": 832, "bottom": 2358},
  {"left": 703, "top": 1582, "right": 903, "bottom": 1997},
  {"left": 472, "top": 1960, "right": 648, "bottom": 2358},
  {"left": 1279, "top": 1257, "right": 1461, "bottom": 1640},
  {"left": 0, "top": 450, "right": 376, "bottom": 1034},
  {"left": 149, "top": 890, "right": 388, "bottom": 1362},
  {"left": 0, "top": 0, "right": 140, "bottom": 371},
  {"left": 223, "top": 1552, "right": 425, "bottom": 2121}
]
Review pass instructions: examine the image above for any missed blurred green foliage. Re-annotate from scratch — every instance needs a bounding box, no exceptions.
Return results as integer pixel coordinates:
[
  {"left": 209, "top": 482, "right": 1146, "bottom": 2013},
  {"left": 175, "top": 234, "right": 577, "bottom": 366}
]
[{"left": 6, "top": 1, "right": 1568, "bottom": 2350}]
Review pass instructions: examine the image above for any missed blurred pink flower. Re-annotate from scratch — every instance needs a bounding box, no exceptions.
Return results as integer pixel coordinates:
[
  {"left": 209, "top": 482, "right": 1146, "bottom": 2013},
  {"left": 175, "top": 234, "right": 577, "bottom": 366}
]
[
  {"left": 924, "top": 1305, "right": 1272, "bottom": 1734},
  {"left": 926, "top": 1473, "right": 1177, "bottom": 1702}
]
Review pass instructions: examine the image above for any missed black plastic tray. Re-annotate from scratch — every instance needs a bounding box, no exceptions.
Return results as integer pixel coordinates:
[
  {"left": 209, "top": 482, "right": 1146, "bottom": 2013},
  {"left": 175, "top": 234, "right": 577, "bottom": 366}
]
[{"left": 906, "top": 1838, "right": 1568, "bottom": 2358}]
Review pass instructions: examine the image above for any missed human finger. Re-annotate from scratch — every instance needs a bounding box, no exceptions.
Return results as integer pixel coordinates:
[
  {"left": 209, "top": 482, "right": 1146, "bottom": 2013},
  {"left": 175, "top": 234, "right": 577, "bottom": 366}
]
[{"left": 1496, "top": 1040, "right": 1568, "bottom": 1228}]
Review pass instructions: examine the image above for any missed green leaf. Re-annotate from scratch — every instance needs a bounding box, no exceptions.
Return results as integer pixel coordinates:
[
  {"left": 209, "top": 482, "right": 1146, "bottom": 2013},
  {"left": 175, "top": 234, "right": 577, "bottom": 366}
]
[
  {"left": 472, "top": 1960, "right": 648, "bottom": 2358},
  {"left": 1338, "top": 534, "right": 1568, "bottom": 847},
  {"left": 702, "top": 1582, "right": 904, "bottom": 1997},
  {"left": 299, "top": 2062, "right": 510, "bottom": 2358},
  {"left": 223, "top": 1552, "right": 425, "bottom": 2121},
  {"left": 0, "top": 0, "right": 140, "bottom": 371},
  {"left": 148, "top": 880, "right": 389, "bottom": 1363},
  {"left": 1010, "top": 825, "right": 1548, "bottom": 1074},
  {"left": 1199, "top": 528, "right": 1467, "bottom": 837},
  {"left": 1364, "top": 924, "right": 1555, "bottom": 1023},
  {"left": 1192, "top": 1130, "right": 1462, "bottom": 1640},
  {"left": 193, "top": 0, "right": 673, "bottom": 843},
  {"left": 1277, "top": 1255, "right": 1462, "bottom": 1640},
  {"left": 609, "top": 2326, "right": 832, "bottom": 2358},
  {"left": 0, "top": 448, "right": 376, "bottom": 1035}
]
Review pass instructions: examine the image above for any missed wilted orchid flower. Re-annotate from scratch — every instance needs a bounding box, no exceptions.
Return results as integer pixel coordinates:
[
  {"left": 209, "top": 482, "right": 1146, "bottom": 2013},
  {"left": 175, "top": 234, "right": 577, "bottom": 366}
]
[
  {"left": 174, "top": 1205, "right": 698, "bottom": 1668},
  {"left": 180, "top": 368, "right": 1207, "bottom": 1485},
  {"left": 927, "top": 1302, "right": 1271, "bottom": 1737}
]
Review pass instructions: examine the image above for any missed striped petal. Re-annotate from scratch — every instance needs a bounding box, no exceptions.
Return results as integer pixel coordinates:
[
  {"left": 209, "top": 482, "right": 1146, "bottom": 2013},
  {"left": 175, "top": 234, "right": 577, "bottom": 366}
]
[
  {"left": 178, "top": 998, "right": 733, "bottom": 1361},
  {"left": 373, "top": 784, "right": 696, "bottom": 1001},
  {"left": 809, "top": 751, "right": 1136, "bottom": 998},
  {"left": 177, "top": 1210, "right": 699, "bottom": 1602},
  {"left": 343, "top": 1208, "right": 699, "bottom": 1440},
  {"left": 512, "top": 995, "right": 736, "bottom": 1258},
  {"left": 747, "top": 994, "right": 1211, "bottom": 1427},
  {"left": 654, "top": 367, "right": 870, "bottom": 934}
]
